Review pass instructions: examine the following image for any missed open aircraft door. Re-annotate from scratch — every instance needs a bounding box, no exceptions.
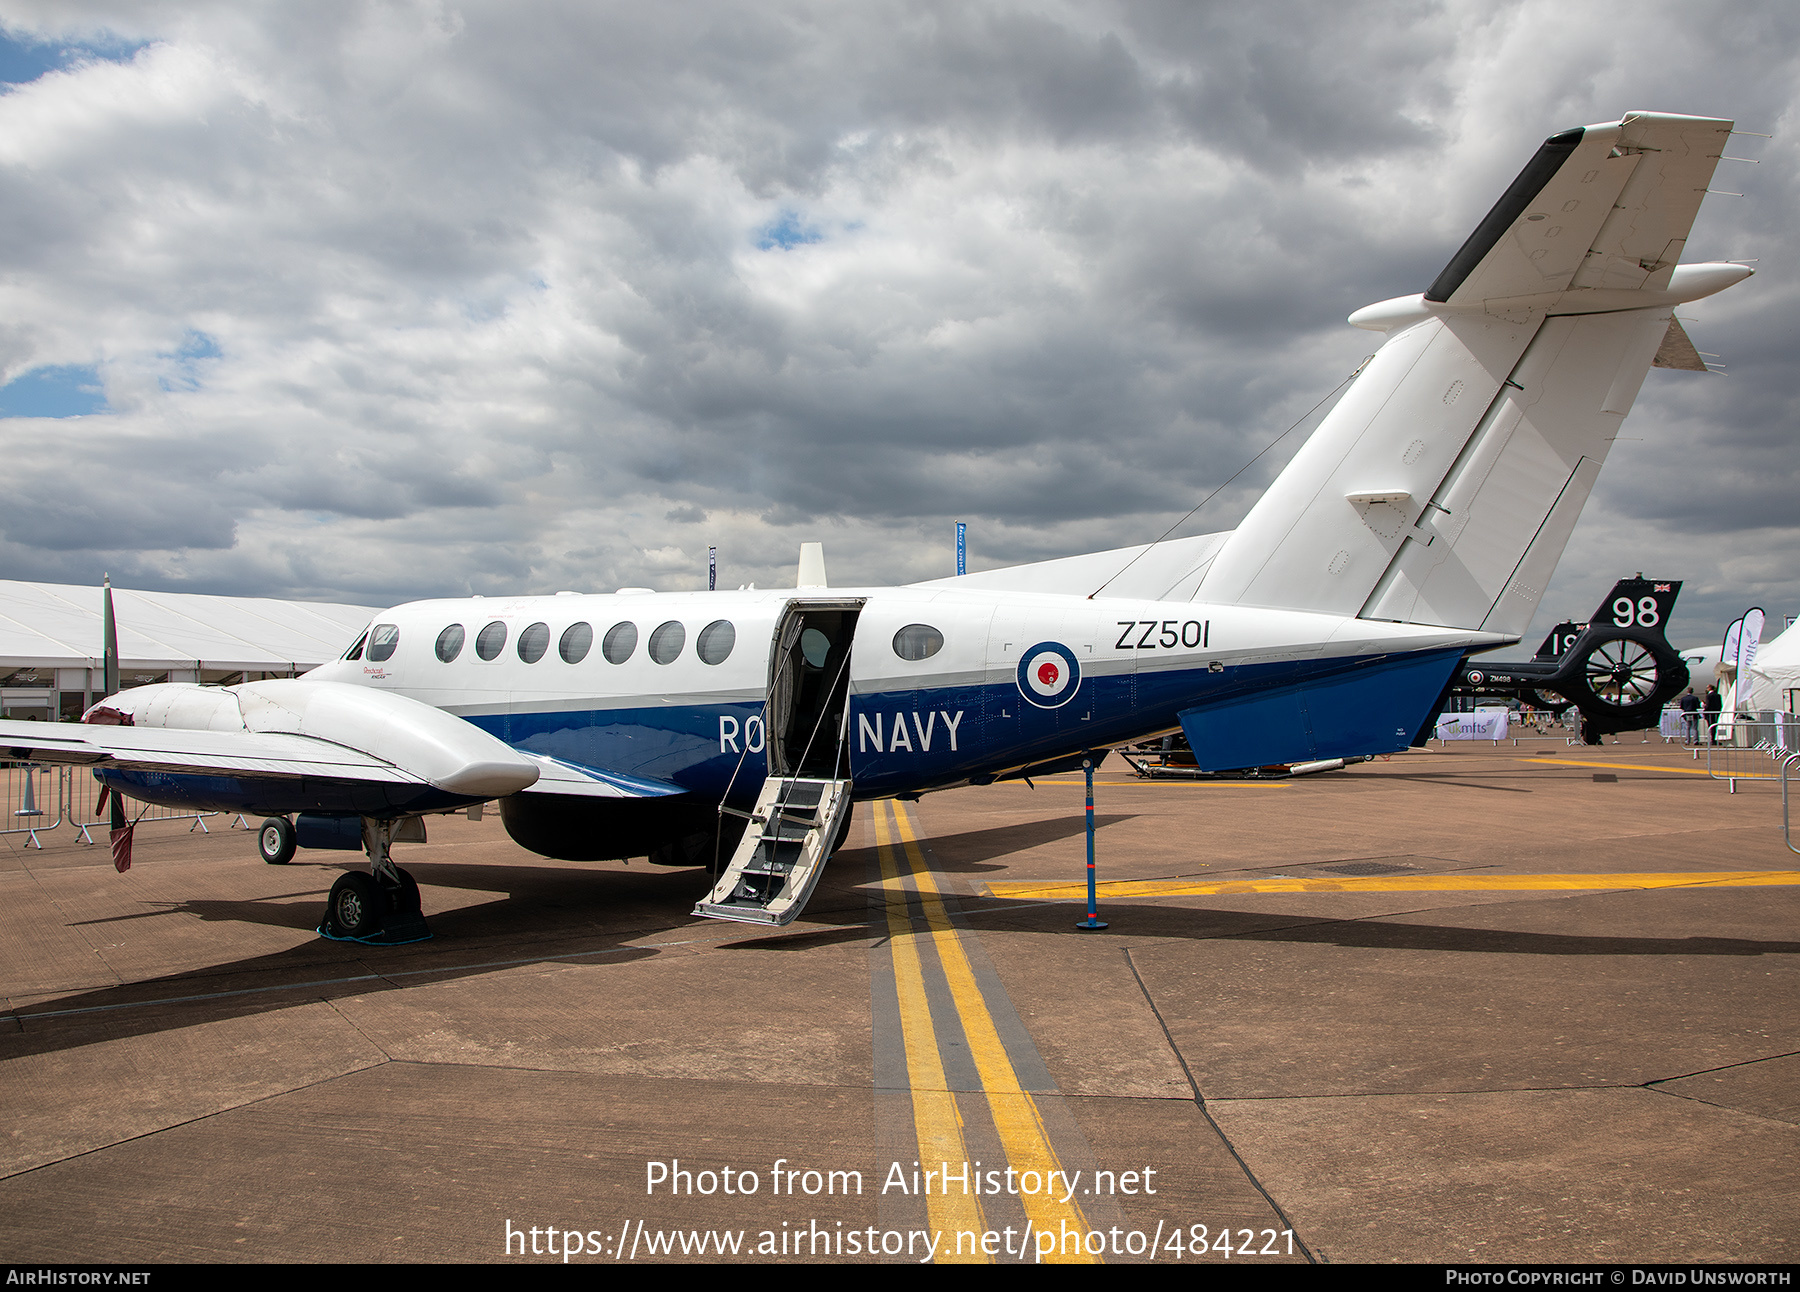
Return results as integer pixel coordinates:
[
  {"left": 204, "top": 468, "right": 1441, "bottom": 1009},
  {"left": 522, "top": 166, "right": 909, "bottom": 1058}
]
[{"left": 695, "top": 599, "right": 862, "bottom": 925}]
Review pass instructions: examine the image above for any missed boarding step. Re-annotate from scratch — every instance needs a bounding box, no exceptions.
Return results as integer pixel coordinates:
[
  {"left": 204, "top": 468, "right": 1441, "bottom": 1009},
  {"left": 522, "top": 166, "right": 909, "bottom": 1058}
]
[{"left": 693, "top": 776, "right": 851, "bottom": 926}]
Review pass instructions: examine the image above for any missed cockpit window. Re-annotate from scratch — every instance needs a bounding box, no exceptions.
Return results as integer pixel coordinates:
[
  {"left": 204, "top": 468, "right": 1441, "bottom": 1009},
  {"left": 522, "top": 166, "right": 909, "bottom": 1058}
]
[
  {"left": 649, "top": 620, "right": 685, "bottom": 664},
  {"left": 697, "top": 620, "right": 735, "bottom": 665},
  {"left": 436, "top": 624, "right": 465, "bottom": 662},
  {"left": 560, "top": 622, "right": 593, "bottom": 664},
  {"left": 476, "top": 620, "right": 507, "bottom": 661},
  {"left": 344, "top": 628, "right": 369, "bottom": 661},
  {"left": 602, "top": 621, "right": 637, "bottom": 664},
  {"left": 517, "top": 622, "right": 550, "bottom": 664},
  {"left": 892, "top": 624, "right": 944, "bottom": 661},
  {"left": 367, "top": 624, "right": 400, "bottom": 662}
]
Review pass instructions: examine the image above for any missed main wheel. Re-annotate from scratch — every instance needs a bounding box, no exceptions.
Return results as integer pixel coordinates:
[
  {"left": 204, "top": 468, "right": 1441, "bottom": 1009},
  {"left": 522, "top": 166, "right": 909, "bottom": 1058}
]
[
  {"left": 325, "top": 872, "right": 384, "bottom": 938},
  {"left": 258, "top": 816, "right": 296, "bottom": 865}
]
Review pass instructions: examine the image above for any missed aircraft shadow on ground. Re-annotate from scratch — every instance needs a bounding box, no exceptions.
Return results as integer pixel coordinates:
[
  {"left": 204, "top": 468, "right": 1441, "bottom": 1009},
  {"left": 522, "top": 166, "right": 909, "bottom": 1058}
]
[
  {"left": 889, "top": 813, "right": 1139, "bottom": 872},
  {"left": 2, "top": 858, "right": 735, "bottom": 1061},
  {"left": 954, "top": 898, "right": 1800, "bottom": 959},
  {"left": 13, "top": 837, "right": 1795, "bottom": 1064}
]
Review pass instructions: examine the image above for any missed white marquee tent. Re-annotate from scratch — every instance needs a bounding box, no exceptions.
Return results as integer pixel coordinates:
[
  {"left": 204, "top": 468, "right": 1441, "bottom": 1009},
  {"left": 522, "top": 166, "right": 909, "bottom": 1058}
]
[
  {"left": 0, "top": 580, "right": 376, "bottom": 719},
  {"left": 1745, "top": 619, "right": 1800, "bottom": 714}
]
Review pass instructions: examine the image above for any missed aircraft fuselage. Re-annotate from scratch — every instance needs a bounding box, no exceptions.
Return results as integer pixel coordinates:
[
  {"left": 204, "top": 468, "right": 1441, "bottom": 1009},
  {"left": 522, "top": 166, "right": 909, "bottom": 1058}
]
[{"left": 306, "top": 585, "right": 1506, "bottom": 806}]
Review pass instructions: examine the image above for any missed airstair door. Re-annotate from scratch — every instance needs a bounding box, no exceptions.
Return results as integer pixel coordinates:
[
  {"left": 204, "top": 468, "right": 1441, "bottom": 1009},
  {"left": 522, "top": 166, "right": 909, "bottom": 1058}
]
[
  {"left": 692, "top": 776, "right": 852, "bottom": 925},
  {"left": 694, "top": 598, "right": 864, "bottom": 925}
]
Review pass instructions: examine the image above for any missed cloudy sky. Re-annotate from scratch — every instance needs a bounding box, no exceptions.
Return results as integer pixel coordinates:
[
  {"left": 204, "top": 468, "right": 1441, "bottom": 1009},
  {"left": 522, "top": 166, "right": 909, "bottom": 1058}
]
[{"left": 0, "top": 0, "right": 1793, "bottom": 651}]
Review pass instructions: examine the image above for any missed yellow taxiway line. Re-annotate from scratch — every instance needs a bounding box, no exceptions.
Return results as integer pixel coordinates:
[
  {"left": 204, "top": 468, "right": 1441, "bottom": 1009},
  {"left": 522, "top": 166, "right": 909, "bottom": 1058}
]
[
  {"left": 1518, "top": 758, "right": 1716, "bottom": 776},
  {"left": 875, "top": 801, "right": 1098, "bottom": 1264},
  {"left": 978, "top": 871, "right": 1800, "bottom": 900},
  {"left": 873, "top": 805, "right": 989, "bottom": 1260},
  {"left": 1000, "top": 779, "right": 1290, "bottom": 789}
]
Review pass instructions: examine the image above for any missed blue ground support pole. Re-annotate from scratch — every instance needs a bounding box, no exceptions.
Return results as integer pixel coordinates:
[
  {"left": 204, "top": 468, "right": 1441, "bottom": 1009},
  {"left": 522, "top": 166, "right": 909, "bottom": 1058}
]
[{"left": 1076, "top": 756, "right": 1108, "bottom": 930}]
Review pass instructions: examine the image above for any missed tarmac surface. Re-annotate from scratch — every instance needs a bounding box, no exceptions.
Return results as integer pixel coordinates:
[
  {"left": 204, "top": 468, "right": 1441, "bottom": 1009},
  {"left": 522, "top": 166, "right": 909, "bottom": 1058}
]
[{"left": 2, "top": 737, "right": 1796, "bottom": 1265}]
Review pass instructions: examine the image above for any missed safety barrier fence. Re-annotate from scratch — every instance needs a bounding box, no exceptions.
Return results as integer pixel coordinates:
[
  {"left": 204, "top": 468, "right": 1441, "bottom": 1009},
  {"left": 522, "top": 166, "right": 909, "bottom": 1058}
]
[
  {"left": 1782, "top": 754, "right": 1800, "bottom": 856},
  {"left": 1705, "top": 720, "right": 1800, "bottom": 791},
  {"left": 0, "top": 763, "right": 235, "bottom": 848},
  {"left": 0, "top": 763, "right": 62, "bottom": 847}
]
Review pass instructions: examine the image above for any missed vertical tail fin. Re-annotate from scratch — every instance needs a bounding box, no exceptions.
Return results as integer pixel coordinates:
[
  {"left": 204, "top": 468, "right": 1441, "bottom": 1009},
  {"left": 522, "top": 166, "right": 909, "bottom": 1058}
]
[{"left": 1196, "top": 113, "right": 1747, "bottom": 638}]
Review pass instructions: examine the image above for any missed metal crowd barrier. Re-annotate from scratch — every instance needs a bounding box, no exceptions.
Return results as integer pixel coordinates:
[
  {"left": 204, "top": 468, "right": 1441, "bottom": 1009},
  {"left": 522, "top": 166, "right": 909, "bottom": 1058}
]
[
  {"left": 0, "top": 764, "right": 232, "bottom": 847},
  {"left": 67, "top": 767, "right": 226, "bottom": 843},
  {"left": 1704, "top": 720, "right": 1800, "bottom": 792},
  {"left": 0, "top": 763, "right": 63, "bottom": 848},
  {"left": 1782, "top": 753, "right": 1800, "bottom": 857}
]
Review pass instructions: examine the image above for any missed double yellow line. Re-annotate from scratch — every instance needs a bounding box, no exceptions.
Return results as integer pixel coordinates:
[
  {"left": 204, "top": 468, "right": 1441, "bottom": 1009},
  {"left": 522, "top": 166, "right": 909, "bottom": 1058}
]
[
  {"left": 873, "top": 800, "right": 1097, "bottom": 1264},
  {"left": 979, "top": 871, "right": 1800, "bottom": 900}
]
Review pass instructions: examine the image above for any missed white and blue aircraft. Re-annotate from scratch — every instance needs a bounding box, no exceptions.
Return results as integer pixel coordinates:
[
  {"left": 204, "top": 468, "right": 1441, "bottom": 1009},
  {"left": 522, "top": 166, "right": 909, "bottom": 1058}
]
[{"left": 0, "top": 110, "right": 1755, "bottom": 940}]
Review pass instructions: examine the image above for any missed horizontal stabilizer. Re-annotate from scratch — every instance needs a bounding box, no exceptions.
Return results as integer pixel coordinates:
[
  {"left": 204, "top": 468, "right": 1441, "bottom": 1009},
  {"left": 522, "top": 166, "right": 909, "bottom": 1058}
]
[{"left": 1429, "top": 112, "right": 1732, "bottom": 308}]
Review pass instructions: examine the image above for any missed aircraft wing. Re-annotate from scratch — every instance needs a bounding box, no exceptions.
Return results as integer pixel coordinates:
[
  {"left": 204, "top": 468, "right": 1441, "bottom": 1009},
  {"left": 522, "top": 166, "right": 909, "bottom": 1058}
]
[
  {"left": 1428, "top": 112, "right": 1733, "bottom": 307},
  {"left": 0, "top": 718, "right": 422, "bottom": 786},
  {"left": 0, "top": 679, "right": 541, "bottom": 817}
]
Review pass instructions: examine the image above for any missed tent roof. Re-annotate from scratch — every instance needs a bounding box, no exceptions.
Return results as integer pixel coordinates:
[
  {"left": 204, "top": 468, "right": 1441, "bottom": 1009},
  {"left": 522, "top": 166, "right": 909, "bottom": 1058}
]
[
  {"left": 1750, "top": 619, "right": 1800, "bottom": 687},
  {"left": 0, "top": 581, "right": 377, "bottom": 674}
]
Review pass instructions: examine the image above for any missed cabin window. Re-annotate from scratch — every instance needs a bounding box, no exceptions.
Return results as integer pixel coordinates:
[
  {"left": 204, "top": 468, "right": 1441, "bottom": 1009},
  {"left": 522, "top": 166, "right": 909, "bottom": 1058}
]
[
  {"left": 602, "top": 621, "right": 637, "bottom": 664},
  {"left": 649, "top": 620, "right": 685, "bottom": 665},
  {"left": 435, "top": 624, "right": 465, "bottom": 663},
  {"left": 344, "top": 628, "right": 369, "bottom": 661},
  {"left": 367, "top": 624, "right": 401, "bottom": 662},
  {"left": 560, "top": 622, "right": 593, "bottom": 664},
  {"left": 476, "top": 620, "right": 508, "bottom": 660},
  {"left": 893, "top": 624, "right": 944, "bottom": 661},
  {"left": 517, "top": 622, "right": 550, "bottom": 663},
  {"left": 697, "top": 619, "right": 736, "bottom": 665}
]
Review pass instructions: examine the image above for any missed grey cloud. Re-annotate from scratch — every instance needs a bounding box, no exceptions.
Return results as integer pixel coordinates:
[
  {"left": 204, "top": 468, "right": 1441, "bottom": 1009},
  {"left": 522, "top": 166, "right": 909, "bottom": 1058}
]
[{"left": 0, "top": 0, "right": 1792, "bottom": 632}]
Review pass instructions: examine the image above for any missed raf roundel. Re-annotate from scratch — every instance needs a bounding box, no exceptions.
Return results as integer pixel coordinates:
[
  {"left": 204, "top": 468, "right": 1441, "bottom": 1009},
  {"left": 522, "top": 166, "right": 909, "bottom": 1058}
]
[{"left": 1016, "top": 641, "right": 1082, "bottom": 709}]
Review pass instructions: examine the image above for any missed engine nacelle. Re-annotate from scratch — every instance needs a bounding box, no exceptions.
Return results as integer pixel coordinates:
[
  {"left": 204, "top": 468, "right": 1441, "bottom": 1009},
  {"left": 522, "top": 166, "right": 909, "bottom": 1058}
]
[{"left": 86, "top": 679, "right": 538, "bottom": 800}]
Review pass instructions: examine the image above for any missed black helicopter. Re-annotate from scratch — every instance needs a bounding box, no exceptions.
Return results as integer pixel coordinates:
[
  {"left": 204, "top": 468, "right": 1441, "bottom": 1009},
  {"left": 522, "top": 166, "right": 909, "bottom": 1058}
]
[{"left": 1437, "top": 576, "right": 1689, "bottom": 745}]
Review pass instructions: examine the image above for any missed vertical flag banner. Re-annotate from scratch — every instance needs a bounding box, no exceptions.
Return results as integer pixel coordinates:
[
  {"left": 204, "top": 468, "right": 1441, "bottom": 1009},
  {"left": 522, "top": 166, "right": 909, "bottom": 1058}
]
[
  {"left": 955, "top": 521, "right": 966, "bottom": 577},
  {"left": 708, "top": 546, "right": 717, "bottom": 591},
  {"left": 1736, "top": 608, "right": 1765, "bottom": 712}
]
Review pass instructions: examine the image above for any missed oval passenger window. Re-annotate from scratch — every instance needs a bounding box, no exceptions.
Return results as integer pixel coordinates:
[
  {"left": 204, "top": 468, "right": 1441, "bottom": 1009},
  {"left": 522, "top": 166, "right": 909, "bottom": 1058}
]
[
  {"left": 893, "top": 624, "right": 944, "bottom": 661},
  {"left": 476, "top": 621, "right": 507, "bottom": 661},
  {"left": 697, "top": 620, "right": 735, "bottom": 665},
  {"left": 648, "top": 620, "right": 685, "bottom": 665},
  {"left": 367, "top": 624, "right": 400, "bottom": 662},
  {"left": 436, "top": 624, "right": 465, "bottom": 663},
  {"left": 517, "top": 622, "right": 550, "bottom": 664},
  {"left": 560, "top": 622, "right": 593, "bottom": 664},
  {"left": 602, "top": 621, "right": 637, "bottom": 664}
]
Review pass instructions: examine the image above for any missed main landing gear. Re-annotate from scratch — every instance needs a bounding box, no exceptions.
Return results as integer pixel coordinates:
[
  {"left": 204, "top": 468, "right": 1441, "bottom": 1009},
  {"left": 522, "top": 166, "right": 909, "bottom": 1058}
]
[{"left": 318, "top": 817, "right": 431, "bottom": 945}]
